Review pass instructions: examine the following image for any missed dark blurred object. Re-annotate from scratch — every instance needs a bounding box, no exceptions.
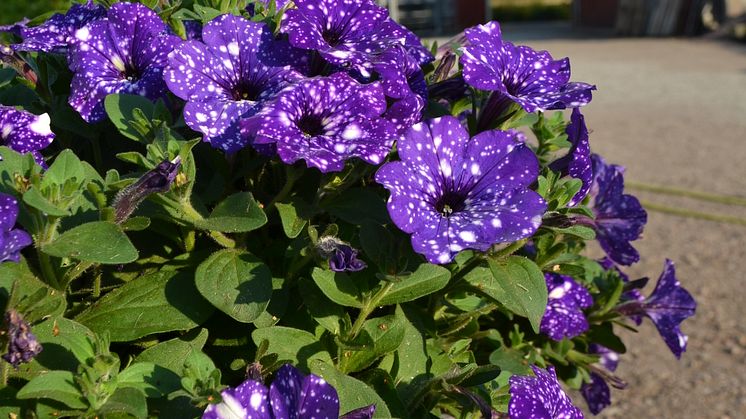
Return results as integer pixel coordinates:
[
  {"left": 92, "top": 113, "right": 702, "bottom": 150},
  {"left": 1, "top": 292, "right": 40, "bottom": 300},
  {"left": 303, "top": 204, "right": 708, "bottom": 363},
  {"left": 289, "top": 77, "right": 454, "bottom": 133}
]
[
  {"left": 389, "top": 0, "right": 490, "bottom": 36},
  {"left": 493, "top": 2, "right": 571, "bottom": 22},
  {"left": 573, "top": 0, "right": 729, "bottom": 36}
]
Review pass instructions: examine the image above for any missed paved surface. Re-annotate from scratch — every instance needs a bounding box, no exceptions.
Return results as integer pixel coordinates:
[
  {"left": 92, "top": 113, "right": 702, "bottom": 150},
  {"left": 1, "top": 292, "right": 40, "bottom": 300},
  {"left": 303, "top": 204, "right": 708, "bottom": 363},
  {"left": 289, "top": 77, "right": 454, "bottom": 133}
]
[
  {"left": 508, "top": 24, "right": 746, "bottom": 418},
  {"left": 440, "top": 23, "right": 746, "bottom": 417}
]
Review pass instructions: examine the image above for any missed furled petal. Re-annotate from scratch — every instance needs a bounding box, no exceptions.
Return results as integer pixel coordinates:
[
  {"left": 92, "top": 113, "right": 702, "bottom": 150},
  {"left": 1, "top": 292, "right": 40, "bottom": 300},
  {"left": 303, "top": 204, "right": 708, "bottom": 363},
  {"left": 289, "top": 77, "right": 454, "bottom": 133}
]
[
  {"left": 509, "top": 365, "right": 584, "bottom": 419},
  {"left": 340, "top": 404, "right": 377, "bottom": 419},
  {"left": 549, "top": 108, "right": 592, "bottom": 206},
  {"left": 540, "top": 273, "right": 593, "bottom": 341},
  {"left": 2, "top": 310, "right": 42, "bottom": 368},
  {"left": 580, "top": 373, "right": 611, "bottom": 415}
]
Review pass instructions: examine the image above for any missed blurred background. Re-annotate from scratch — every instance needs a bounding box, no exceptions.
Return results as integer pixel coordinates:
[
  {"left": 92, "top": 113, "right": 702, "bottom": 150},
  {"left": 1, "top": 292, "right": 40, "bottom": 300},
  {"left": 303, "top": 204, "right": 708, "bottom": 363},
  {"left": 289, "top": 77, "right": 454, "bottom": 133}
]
[{"left": 2, "top": 0, "right": 745, "bottom": 417}]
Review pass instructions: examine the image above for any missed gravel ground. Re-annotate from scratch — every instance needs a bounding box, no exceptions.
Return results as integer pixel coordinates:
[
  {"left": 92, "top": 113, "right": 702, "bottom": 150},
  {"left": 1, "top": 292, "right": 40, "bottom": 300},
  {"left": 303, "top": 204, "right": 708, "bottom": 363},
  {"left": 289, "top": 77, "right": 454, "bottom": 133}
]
[
  {"left": 501, "top": 24, "right": 746, "bottom": 418},
  {"left": 434, "top": 23, "right": 746, "bottom": 417}
]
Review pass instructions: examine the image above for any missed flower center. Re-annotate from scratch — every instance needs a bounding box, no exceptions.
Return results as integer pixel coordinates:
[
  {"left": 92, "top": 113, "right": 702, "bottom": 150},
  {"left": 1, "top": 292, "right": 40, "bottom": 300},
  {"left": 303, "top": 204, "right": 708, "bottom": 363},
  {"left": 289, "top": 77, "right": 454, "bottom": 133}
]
[
  {"left": 322, "top": 29, "right": 343, "bottom": 47},
  {"left": 297, "top": 115, "right": 325, "bottom": 137},
  {"left": 435, "top": 191, "right": 466, "bottom": 217},
  {"left": 231, "top": 81, "right": 261, "bottom": 101}
]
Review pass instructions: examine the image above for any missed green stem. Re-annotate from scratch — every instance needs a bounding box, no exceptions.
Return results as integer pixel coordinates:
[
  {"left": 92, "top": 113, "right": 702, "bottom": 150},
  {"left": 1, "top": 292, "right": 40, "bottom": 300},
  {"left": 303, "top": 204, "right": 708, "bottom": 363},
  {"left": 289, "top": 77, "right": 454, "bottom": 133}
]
[
  {"left": 179, "top": 200, "right": 236, "bottom": 248},
  {"left": 347, "top": 281, "right": 396, "bottom": 341},
  {"left": 628, "top": 182, "right": 746, "bottom": 207},
  {"left": 1, "top": 362, "right": 8, "bottom": 386},
  {"left": 640, "top": 201, "right": 746, "bottom": 227},
  {"left": 490, "top": 238, "right": 529, "bottom": 259},
  {"left": 35, "top": 215, "right": 61, "bottom": 290},
  {"left": 265, "top": 165, "right": 301, "bottom": 214}
]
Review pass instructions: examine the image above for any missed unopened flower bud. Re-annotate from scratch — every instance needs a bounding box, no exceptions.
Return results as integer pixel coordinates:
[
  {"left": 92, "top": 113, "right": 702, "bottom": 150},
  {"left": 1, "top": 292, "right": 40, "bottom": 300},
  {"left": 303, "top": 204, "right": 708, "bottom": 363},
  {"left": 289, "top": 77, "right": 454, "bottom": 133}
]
[
  {"left": 113, "top": 157, "right": 181, "bottom": 223},
  {"left": 2, "top": 309, "right": 42, "bottom": 368}
]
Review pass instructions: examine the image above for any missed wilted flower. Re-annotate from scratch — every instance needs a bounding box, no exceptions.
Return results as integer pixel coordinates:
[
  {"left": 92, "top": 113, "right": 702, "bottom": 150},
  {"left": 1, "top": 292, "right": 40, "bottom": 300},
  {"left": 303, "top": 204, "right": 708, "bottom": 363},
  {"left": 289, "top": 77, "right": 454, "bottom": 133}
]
[
  {"left": 317, "top": 236, "right": 367, "bottom": 272},
  {"left": 165, "top": 14, "right": 303, "bottom": 153},
  {"left": 375, "top": 116, "right": 546, "bottom": 264},
  {"left": 549, "top": 108, "right": 592, "bottom": 206},
  {"left": 67, "top": 2, "right": 180, "bottom": 122},
  {"left": 2, "top": 309, "right": 42, "bottom": 368},
  {"left": 540, "top": 273, "right": 593, "bottom": 341},
  {"left": 0, "top": 105, "right": 54, "bottom": 166},
  {"left": 113, "top": 157, "right": 182, "bottom": 223},
  {"left": 588, "top": 154, "right": 647, "bottom": 266},
  {"left": 616, "top": 259, "right": 696, "bottom": 358},
  {"left": 243, "top": 72, "right": 396, "bottom": 172},
  {"left": 13, "top": 0, "right": 106, "bottom": 53},
  {"left": 509, "top": 365, "right": 583, "bottom": 419},
  {"left": 0, "top": 193, "right": 32, "bottom": 264},
  {"left": 580, "top": 344, "right": 622, "bottom": 415},
  {"left": 203, "top": 364, "right": 375, "bottom": 419}
]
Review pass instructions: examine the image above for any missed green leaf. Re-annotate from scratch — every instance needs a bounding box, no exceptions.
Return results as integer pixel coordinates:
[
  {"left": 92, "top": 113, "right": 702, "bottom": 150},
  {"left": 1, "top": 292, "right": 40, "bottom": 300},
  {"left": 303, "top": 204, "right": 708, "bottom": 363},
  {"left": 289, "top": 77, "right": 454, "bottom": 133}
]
[
  {"left": 195, "top": 249, "right": 272, "bottom": 323},
  {"left": 251, "top": 326, "right": 333, "bottom": 369},
  {"left": 377, "top": 264, "right": 451, "bottom": 305},
  {"left": 120, "top": 216, "right": 151, "bottom": 232},
  {"left": 0, "top": 262, "right": 66, "bottom": 322},
  {"left": 311, "top": 268, "right": 364, "bottom": 308},
  {"left": 42, "top": 221, "right": 138, "bottom": 264},
  {"left": 134, "top": 329, "right": 209, "bottom": 374},
  {"left": 105, "top": 94, "right": 160, "bottom": 143},
  {"left": 195, "top": 192, "right": 267, "bottom": 233},
  {"left": 22, "top": 186, "right": 70, "bottom": 216},
  {"left": 97, "top": 387, "right": 148, "bottom": 419},
  {"left": 299, "top": 279, "right": 345, "bottom": 335},
  {"left": 488, "top": 347, "right": 533, "bottom": 375},
  {"left": 40, "top": 149, "right": 86, "bottom": 190},
  {"left": 0, "top": 146, "right": 38, "bottom": 192},
  {"left": 75, "top": 271, "right": 214, "bottom": 341},
  {"left": 17, "top": 371, "right": 87, "bottom": 410},
  {"left": 341, "top": 306, "right": 407, "bottom": 373},
  {"left": 118, "top": 362, "right": 181, "bottom": 398},
  {"left": 276, "top": 198, "right": 315, "bottom": 239},
  {"left": 479, "top": 256, "right": 548, "bottom": 333},
  {"left": 309, "top": 360, "right": 392, "bottom": 418},
  {"left": 323, "top": 188, "right": 388, "bottom": 224}
]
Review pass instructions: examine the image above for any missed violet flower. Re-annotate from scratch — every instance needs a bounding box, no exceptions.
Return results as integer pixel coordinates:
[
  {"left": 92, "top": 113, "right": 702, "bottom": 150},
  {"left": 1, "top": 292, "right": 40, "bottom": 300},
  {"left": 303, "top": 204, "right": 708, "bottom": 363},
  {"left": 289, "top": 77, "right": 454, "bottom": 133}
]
[
  {"left": 13, "top": 0, "right": 106, "bottom": 53},
  {"left": 373, "top": 45, "right": 428, "bottom": 134},
  {"left": 540, "top": 273, "right": 593, "bottom": 341},
  {"left": 316, "top": 236, "right": 367, "bottom": 272},
  {"left": 242, "top": 72, "right": 396, "bottom": 172},
  {"left": 1, "top": 310, "right": 42, "bottom": 368},
  {"left": 0, "top": 193, "right": 32, "bottom": 264},
  {"left": 203, "top": 364, "right": 375, "bottom": 419},
  {"left": 165, "top": 14, "right": 303, "bottom": 153},
  {"left": 616, "top": 259, "right": 696, "bottom": 359},
  {"left": 588, "top": 154, "right": 647, "bottom": 266},
  {"left": 460, "top": 21, "right": 595, "bottom": 129},
  {"left": 509, "top": 365, "right": 583, "bottom": 419},
  {"left": 549, "top": 108, "right": 592, "bottom": 206},
  {"left": 375, "top": 116, "right": 546, "bottom": 264},
  {"left": 580, "top": 344, "right": 621, "bottom": 415},
  {"left": 281, "top": 0, "right": 431, "bottom": 73},
  {"left": 67, "top": 2, "right": 180, "bottom": 123},
  {"left": 0, "top": 105, "right": 54, "bottom": 166}
]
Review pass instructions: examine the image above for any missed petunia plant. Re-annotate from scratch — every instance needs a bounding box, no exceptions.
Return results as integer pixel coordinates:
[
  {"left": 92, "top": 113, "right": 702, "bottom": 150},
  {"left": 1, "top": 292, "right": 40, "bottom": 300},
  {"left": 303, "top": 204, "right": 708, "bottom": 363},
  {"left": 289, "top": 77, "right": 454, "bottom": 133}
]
[{"left": 0, "top": 1, "right": 696, "bottom": 418}]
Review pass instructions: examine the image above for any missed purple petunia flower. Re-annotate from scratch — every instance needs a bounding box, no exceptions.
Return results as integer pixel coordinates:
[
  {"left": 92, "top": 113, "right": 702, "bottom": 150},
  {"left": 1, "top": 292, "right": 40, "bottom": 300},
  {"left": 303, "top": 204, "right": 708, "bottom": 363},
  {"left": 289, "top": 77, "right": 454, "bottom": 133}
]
[
  {"left": 281, "top": 0, "right": 431, "bottom": 73},
  {"left": 598, "top": 257, "right": 644, "bottom": 324},
  {"left": 182, "top": 20, "right": 203, "bottom": 41},
  {"left": 1, "top": 310, "right": 42, "bottom": 368},
  {"left": 587, "top": 154, "right": 647, "bottom": 266},
  {"left": 0, "top": 105, "right": 54, "bottom": 166},
  {"left": 0, "top": 18, "right": 29, "bottom": 37},
  {"left": 549, "top": 108, "right": 592, "bottom": 206},
  {"left": 0, "top": 193, "right": 33, "bottom": 264},
  {"left": 375, "top": 116, "right": 546, "bottom": 264},
  {"left": 509, "top": 365, "right": 583, "bottom": 419},
  {"left": 316, "top": 236, "right": 367, "bottom": 272},
  {"left": 242, "top": 72, "right": 396, "bottom": 172},
  {"left": 373, "top": 45, "right": 428, "bottom": 134},
  {"left": 580, "top": 344, "right": 621, "bottom": 415},
  {"left": 616, "top": 259, "right": 696, "bottom": 359},
  {"left": 540, "top": 273, "right": 593, "bottom": 341},
  {"left": 13, "top": 0, "right": 106, "bottom": 53},
  {"left": 203, "top": 364, "right": 375, "bottom": 419},
  {"left": 67, "top": 2, "right": 180, "bottom": 123},
  {"left": 165, "top": 14, "right": 303, "bottom": 153}
]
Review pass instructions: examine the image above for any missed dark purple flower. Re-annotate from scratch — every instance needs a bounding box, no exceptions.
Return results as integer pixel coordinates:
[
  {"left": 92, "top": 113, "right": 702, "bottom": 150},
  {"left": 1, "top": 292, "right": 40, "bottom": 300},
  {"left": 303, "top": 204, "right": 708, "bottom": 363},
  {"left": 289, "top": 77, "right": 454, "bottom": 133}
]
[
  {"left": 203, "top": 364, "right": 374, "bottom": 419},
  {"left": 1, "top": 310, "right": 42, "bottom": 368},
  {"left": 281, "top": 0, "right": 431, "bottom": 73},
  {"left": 549, "top": 108, "right": 592, "bottom": 206},
  {"left": 580, "top": 344, "right": 621, "bottom": 415},
  {"left": 509, "top": 365, "right": 583, "bottom": 419},
  {"left": 375, "top": 116, "right": 546, "bottom": 264},
  {"left": 588, "top": 344, "right": 619, "bottom": 373},
  {"left": 461, "top": 21, "right": 595, "bottom": 114},
  {"left": 67, "top": 2, "right": 180, "bottom": 123},
  {"left": 0, "top": 193, "right": 32, "bottom": 264},
  {"left": 317, "top": 236, "right": 367, "bottom": 272},
  {"left": 13, "top": 1, "right": 105, "bottom": 53},
  {"left": 0, "top": 106, "right": 54, "bottom": 166},
  {"left": 540, "top": 273, "right": 593, "bottom": 341},
  {"left": 588, "top": 154, "right": 647, "bottom": 266},
  {"left": 112, "top": 157, "right": 182, "bottom": 223},
  {"left": 183, "top": 20, "right": 203, "bottom": 41},
  {"left": 242, "top": 72, "right": 396, "bottom": 172},
  {"left": 165, "top": 15, "right": 303, "bottom": 153},
  {"left": 617, "top": 259, "right": 696, "bottom": 359}
]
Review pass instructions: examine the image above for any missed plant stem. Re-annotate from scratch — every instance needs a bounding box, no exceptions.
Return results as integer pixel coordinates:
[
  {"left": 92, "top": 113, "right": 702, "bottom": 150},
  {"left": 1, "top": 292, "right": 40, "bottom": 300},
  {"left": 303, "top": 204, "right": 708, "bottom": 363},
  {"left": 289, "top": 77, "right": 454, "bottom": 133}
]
[
  {"left": 640, "top": 201, "right": 746, "bottom": 227},
  {"left": 628, "top": 182, "right": 746, "bottom": 207},
  {"left": 347, "top": 281, "right": 396, "bottom": 341},
  {"left": 490, "top": 238, "right": 529, "bottom": 260},
  {"left": 1, "top": 362, "right": 8, "bottom": 386},
  {"left": 35, "top": 215, "right": 61, "bottom": 290},
  {"left": 265, "top": 165, "right": 301, "bottom": 213},
  {"left": 178, "top": 199, "right": 236, "bottom": 248}
]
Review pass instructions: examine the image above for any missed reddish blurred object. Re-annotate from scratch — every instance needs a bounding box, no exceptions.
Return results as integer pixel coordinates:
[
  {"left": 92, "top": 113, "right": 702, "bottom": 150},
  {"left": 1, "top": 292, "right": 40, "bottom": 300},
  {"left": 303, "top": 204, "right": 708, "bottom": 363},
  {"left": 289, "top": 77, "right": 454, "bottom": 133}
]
[
  {"left": 457, "top": 0, "right": 488, "bottom": 28},
  {"left": 573, "top": 0, "right": 619, "bottom": 27}
]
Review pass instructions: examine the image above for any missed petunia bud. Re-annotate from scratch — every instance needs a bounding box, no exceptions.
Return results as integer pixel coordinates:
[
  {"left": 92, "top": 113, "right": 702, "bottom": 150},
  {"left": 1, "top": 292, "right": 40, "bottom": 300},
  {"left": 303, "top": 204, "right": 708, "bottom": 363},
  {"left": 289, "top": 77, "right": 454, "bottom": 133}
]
[
  {"left": 112, "top": 157, "right": 181, "bottom": 223},
  {"left": 316, "top": 236, "right": 367, "bottom": 273},
  {"left": 2, "top": 309, "right": 42, "bottom": 368}
]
